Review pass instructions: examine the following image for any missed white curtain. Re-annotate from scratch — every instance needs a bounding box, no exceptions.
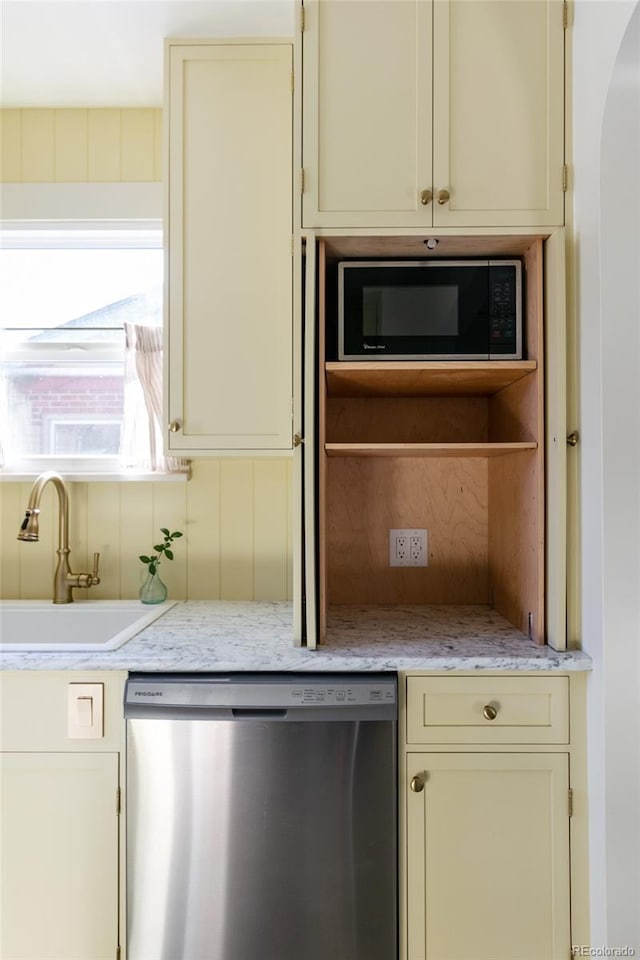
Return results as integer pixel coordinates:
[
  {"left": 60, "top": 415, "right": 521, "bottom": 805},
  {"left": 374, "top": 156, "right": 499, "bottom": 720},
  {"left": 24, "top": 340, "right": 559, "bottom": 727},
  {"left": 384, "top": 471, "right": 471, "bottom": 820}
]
[{"left": 120, "top": 322, "right": 188, "bottom": 474}]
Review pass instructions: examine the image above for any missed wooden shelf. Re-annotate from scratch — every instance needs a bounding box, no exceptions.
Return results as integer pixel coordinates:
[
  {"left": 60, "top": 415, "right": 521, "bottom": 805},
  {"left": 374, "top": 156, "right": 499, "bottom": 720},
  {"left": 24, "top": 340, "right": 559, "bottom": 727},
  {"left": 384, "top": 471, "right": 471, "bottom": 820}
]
[
  {"left": 325, "top": 361, "right": 537, "bottom": 398},
  {"left": 325, "top": 441, "right": 537, "bottom": 458}
]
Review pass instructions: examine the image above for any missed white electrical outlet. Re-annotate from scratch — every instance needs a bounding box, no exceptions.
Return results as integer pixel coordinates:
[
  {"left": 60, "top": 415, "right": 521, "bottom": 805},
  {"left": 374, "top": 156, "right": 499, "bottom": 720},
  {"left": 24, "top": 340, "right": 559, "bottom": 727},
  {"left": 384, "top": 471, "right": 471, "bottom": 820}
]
[{"left": 390, "top": 529, "right": 428, "bottom": 567}]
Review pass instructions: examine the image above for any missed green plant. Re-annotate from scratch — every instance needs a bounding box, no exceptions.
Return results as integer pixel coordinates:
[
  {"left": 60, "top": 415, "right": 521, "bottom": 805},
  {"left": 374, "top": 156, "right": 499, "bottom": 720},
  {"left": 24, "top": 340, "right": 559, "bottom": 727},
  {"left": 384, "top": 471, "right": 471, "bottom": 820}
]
[{"left": 139, "top": 528, "right": 183, "bottom": 575}]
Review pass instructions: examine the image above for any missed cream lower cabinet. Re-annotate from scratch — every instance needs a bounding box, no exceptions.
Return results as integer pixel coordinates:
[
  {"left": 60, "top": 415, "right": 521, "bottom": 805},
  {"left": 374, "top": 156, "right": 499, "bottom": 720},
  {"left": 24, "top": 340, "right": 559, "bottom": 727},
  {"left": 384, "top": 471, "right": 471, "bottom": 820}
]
[
  {"left": 1, "top": 753, "right": 119, "bottom": 960},
  {"left": 402, "top": 674, "right": 586, "bottom": 960},
  {"left": 406, "top": 753, "right": 570, "bottom": 960},
  {"left": 0, "top": 671, "right": 126, "bottom": 960},
  {"left": 165, "top": 41, "right": 295, "bottom": 454},
  {"left": 301, "top": 0, "right": 565, "bottom": 229}
]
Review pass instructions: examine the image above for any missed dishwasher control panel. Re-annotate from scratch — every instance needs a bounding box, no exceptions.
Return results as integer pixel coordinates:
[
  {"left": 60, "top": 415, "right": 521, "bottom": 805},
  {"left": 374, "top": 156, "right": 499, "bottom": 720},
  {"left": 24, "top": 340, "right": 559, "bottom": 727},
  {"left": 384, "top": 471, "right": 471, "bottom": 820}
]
[
  {"left": 125, "top": 673, "right": 397, "bottom": 711},
  {"left": 290, "top": 683, "right": 395, "bottom": 705}
]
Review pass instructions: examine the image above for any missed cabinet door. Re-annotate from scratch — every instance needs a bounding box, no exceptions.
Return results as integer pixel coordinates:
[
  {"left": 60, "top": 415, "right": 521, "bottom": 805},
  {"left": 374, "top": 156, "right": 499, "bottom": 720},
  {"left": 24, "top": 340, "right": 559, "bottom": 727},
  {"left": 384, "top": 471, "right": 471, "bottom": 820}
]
[
  {"left": 0, "top": 752, "right": 119, "bottom": 960},
  {"left": 166, "top": 42, "right": 293, "bottom": 453},
  {"left": 433, "top": 0, "right": 565, "bottom": 227},
  {"left": 301, "top": 0, "right": 433, "bottom": 228},
  {"left": 544, "top": 228, "right": 568, "bottom": 649},
  {"left": 406, "top": 752, "right": 570, "bottom": 960},
  {"left": 300, "top": 235, "right": 318, "bottom": 646}
]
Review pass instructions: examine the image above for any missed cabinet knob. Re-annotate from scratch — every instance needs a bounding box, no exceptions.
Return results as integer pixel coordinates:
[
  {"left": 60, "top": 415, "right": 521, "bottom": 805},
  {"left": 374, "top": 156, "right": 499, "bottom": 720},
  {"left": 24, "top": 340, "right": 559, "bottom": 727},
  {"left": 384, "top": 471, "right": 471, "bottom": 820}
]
[
  {"left": 410, "top": 775, "right": 425, "bottom": 793},
  {"left": 169, "top": 420, "right": 181, "bottom": 433},
  {"left": 437, "top": 189, "right": 450, "bottom": 205},
  {"left": 420, "top": 189, "right": 433, "bottom": 206},
  {"left": 483, "top": 704, "right": 498, "bottom": 721}
]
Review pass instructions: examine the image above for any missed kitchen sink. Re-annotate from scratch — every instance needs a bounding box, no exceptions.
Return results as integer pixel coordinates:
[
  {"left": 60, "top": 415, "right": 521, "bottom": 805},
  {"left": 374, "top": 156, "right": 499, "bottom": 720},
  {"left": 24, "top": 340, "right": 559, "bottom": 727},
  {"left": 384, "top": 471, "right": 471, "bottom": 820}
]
[{"left": 0, "top": 600, "right": 176, "bottom": 652}]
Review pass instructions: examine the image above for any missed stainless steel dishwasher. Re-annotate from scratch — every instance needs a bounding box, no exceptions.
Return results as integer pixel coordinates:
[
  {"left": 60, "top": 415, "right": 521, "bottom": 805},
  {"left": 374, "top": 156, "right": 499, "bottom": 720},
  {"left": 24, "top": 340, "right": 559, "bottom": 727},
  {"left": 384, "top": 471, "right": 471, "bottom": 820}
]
[{"left": 124, "top": 672, "right": 397, "bottom": 960}]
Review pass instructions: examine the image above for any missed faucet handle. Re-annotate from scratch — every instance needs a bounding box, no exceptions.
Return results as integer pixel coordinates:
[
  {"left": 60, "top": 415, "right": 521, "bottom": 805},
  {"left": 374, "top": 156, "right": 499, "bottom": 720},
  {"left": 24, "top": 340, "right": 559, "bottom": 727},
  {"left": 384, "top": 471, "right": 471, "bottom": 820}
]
[{"left": 74, "top": 553, "right": 101, "bottom": 590}]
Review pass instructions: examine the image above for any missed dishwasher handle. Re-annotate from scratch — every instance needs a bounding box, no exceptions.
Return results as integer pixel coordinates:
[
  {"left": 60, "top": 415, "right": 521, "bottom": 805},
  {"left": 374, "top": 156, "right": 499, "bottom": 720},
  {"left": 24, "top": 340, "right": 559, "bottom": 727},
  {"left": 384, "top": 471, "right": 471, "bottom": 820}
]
[{"left": 232, "top": 708, "right": 288, "bottom": 719}]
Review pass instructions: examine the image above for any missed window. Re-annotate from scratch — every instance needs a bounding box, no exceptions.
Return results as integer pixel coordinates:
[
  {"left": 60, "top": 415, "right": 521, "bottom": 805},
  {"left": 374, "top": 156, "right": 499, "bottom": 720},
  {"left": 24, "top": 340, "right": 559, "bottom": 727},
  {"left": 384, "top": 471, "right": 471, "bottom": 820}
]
[{"left": 0, "top": 225, "right": 175, "bottom": 475}]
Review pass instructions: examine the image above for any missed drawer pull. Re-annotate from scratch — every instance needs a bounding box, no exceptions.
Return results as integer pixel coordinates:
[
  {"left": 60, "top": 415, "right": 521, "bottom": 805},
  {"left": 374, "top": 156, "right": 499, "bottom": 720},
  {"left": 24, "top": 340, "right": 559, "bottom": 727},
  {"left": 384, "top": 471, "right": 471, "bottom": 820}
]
[
  {"left": 483, "top": 704, "right": 498, "bottom": 721},
  {"left": 410, "top": 775, "right": 425, "bottom": 793}
]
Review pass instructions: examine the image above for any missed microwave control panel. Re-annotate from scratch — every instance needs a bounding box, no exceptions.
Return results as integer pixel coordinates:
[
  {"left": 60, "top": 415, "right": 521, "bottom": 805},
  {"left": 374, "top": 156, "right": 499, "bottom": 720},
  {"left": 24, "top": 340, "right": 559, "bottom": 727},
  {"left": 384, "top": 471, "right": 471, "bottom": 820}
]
[{"left": 489, "top": 264, "right": 519, "bottom": 349}]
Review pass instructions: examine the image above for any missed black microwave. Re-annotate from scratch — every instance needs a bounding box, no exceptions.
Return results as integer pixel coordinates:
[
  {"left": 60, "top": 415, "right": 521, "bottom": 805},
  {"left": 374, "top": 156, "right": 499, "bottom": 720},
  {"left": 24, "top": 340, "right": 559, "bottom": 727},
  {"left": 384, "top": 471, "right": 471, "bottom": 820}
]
[{"left": 338, "top": 259, "right": 523, "bottom": 361}]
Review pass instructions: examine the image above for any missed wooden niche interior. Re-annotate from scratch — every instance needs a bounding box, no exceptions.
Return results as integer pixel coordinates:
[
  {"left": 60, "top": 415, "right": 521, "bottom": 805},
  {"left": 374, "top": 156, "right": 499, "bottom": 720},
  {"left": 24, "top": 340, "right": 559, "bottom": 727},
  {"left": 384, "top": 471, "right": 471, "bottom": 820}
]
[{"left": 316, "top": 234, "right": 545, "bottom": 644}]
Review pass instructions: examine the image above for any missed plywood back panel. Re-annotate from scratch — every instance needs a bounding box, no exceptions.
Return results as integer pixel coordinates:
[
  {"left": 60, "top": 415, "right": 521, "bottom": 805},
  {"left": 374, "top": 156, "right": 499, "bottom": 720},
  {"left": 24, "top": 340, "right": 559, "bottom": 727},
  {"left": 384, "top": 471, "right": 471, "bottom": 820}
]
[
  {"left": 488, "top": 450, "right": 544, "bottom": 641},
  {"left": 327, "top": 457, "right": 489, "bottom": 605},
  {"left": 488, "top": 373, "right": 539, "bottom": 443},
  {"left": 327, "top": 397, "right": 488, "bottom": 444}
]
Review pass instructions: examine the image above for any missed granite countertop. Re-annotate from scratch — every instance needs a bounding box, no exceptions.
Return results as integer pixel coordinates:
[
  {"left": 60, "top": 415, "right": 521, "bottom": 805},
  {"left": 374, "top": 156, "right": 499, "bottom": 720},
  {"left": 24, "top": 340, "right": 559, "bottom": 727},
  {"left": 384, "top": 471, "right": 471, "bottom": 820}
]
[{"left": 0, "top": 601, "right": 592, "bottom": 672}]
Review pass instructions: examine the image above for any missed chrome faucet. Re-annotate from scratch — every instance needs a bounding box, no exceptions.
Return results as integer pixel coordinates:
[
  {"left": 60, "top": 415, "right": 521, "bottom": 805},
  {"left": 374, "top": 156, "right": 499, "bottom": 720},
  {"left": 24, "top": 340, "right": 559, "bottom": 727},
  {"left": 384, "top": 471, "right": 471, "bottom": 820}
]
[{"left": 17, "top": 471, "right": 101, "bottom": 604}]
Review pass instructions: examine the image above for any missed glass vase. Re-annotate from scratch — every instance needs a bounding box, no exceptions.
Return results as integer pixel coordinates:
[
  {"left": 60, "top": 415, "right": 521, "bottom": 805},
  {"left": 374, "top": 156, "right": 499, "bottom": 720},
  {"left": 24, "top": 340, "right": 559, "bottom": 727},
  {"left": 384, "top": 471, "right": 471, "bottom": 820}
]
[{"left": 139, "top": 569, "right": 168, "bottom": 605}]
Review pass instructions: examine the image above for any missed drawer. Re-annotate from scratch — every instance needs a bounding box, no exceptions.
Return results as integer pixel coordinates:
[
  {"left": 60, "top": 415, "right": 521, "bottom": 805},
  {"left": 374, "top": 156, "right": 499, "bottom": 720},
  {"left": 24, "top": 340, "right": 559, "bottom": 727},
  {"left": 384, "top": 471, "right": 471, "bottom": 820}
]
[{"left": 406, "top": 676, "right": 569, "bottom": 744}]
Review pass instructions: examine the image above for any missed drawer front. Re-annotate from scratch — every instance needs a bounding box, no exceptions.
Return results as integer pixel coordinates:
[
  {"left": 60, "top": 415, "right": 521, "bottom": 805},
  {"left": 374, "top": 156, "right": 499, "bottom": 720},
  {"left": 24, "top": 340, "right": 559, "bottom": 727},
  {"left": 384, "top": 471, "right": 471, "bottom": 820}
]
[{"left": 406, "top": 676, "right": 569, "bottom": 744}]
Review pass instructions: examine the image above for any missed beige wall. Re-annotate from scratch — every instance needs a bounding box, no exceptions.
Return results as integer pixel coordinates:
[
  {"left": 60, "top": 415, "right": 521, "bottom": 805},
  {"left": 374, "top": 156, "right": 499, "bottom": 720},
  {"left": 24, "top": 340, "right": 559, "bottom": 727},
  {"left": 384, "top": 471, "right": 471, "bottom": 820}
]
[
  {"left": 0, "top": 108, "right": 293, "bottom": 602},
  {"left": 1, "top": 461, "right": 293, "bottom": 602},
  {"left": 0, "top": 108, "right": 162, "bottom": 182}
]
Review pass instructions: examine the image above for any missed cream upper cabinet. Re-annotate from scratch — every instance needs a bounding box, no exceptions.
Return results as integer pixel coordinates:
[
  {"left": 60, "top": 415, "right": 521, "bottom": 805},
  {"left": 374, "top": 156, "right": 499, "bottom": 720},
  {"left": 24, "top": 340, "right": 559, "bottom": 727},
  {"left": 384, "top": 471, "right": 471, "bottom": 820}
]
[
  {"left": 302, "top": 0, "right": 433, "bottom": 228},
  {"left": 301, "top": 0, "right": 565, "bottom": 228},
  {"left": 433, "top": 0, "right": 565, "bottom": 227},
  {"left": 166, "top": 42, "right": 294, "bottom": 454}
]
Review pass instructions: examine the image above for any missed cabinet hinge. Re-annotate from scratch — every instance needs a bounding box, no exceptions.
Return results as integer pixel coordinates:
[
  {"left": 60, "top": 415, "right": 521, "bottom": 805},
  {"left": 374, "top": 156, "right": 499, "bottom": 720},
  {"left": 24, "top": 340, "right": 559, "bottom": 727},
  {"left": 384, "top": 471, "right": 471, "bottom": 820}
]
[
  {"left": 116, "top": 946, "right": 121, "bottom": 960},
  {"left": 293, "top": 432, "right": 304, "bottom": 447},
  {"left": 300, "top": 4, "right": 305, "bottom": 32},
  {"left": 116, "top": 787, "right": 121, "bottom": 816},
  {"left": 562, "top": 164, "right": 569, "bottom": 192},
  {"left": 291, "top": 235, "right": 294, "bottom": 256},
  {"left": 300, "top": 168, "right": 305, "bottom": 194},
  {"left": 562, "top": 1, "right": 569, "bottom": 29},
  {"left": 568, "top": 788, "right": 574, "bottom": 817},
  {"left": 291, "top": 70, "right": 295, "bottom": 94}
]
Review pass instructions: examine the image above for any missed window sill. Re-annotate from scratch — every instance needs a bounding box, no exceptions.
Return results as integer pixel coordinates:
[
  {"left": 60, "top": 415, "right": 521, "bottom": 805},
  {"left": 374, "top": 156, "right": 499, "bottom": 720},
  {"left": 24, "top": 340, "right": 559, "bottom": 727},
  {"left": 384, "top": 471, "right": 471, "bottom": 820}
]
[{"left": 0, "top": 468, "right": 191, "bottom": 483}]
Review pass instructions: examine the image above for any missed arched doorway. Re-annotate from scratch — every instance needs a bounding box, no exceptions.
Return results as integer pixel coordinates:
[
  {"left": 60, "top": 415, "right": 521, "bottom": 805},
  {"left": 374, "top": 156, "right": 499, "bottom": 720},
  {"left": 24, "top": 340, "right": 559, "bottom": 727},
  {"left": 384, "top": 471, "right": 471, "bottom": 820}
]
[{"left": 598, "top": 0, "right": 640, "bottom": 946}]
